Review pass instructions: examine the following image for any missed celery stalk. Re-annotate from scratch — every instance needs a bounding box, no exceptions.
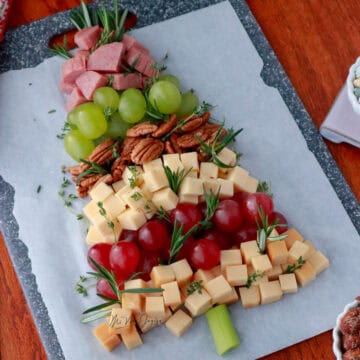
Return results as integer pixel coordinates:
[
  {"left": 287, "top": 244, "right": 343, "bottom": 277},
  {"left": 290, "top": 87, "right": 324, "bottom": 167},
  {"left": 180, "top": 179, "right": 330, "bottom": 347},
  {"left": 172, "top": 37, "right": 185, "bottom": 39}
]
[{"left": 205, "top": 304, "right": 240, "bottom": 355}]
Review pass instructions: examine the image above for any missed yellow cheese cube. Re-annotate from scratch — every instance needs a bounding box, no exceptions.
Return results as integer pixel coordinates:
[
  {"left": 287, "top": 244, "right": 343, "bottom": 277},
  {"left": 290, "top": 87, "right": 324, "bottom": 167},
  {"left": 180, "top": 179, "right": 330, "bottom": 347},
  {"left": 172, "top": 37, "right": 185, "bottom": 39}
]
[
  {"left": 121, "top": 324, "right": 143, "bottom": 350},
  {"left": 294, "top": 262, "right": 316, "bottom": 287},
  {"left": 281, "top": 263, "right": 291, "bottom": 272},
  {"left": 216, "top": 147, "right": 237, "bottom": 167},
  {"left": 259, "top": 280, "right": 283, "bottom": 305},
  {"left": 102, "top": 194, "right": 126, "bottom": 218},
  {"left": 242, "top": 175, "right": 259, "bottom": 194},
  {"left": 83, "top": 200, "right": 103, "bottom": 224},
  {"left": 145, "top": 296, "right": 165, "bottom": 320},
  {"left": 240, "top": 240, "right": 260, "bottom": 264},
  {"left": 165, "top": 309, "right": 192, "bottom": 337},
  {"left": 150, "top": 265, "right": 175, "bottom": 287},
  {"left": 89, "top": 182, "right": 114, "bottom": 202},
  {"left": 279, "top": 273, "right": 298, "bottom": 294},
  {"left": 250, "top": 254, "right": 272, "bottom": 273},
  {"left": 139, "top": 182, "right": 153, "bottom": 200},
  {"left": 161, "top": 281, "right": 182, "bottom": 307},
  {"left": 152, "top": 187, "right": 179, "bottom": 211},
  {"left": 123, "top": 166, "right": 143, "bottom": 187},
  {"left": 115, "top": 184, "right": 133, "bottom": 203},
  {"left": 86, "top": 225, "right": 104, "bottom": 246},
  {"left": 112, "top": 179, "right": 126, "bottom": 193},
  {"left": 117, "top": 208, "right": 147, "bottom": 231},
  {"left": 124, "top": 278, "right": 148, "bottom": 290},
  {"left": 239, "top": 286, "right": 260, "bottom": 308},
  {"left": 107, "top": 307, "right": 132, "bottom": 335},
  {"left": 211, "top": 265, "right": 223, "bottom": 277},
  {"left": 163, "top": 153, "right": 184, "bottom": 172},
  {"left": 267, "top": 240, "right": 288, "bottom": 266},
  {"left": 203, "top": 179, "right": 221, "bottom": 194},
  {"left": 142, "top": 158, "right": 163, "bottom": 173},
  {"left": 170, "top": 259, "right": 193, "bottom": 286},
  {"left": 265, "top": 265, "right": 283, "bottom": 281},
  {"left": 218, "top": 286, "right": 239, "bottom": 305},
  {"left": 180, "top": 152, "right": 199, "bottom": 172},
  {"left": 200, "top": 162, "right": 218, "bottom": 179},
  {"left": 307, "top": 250, "right": 329, "bottom": 275},
  {"left": 193, "top": 269, "right": 215, "bottom": 284},
  {"left": 94, "top": 217, "right": 121, "bottom": 243},
  {"left": 225, "top": 166, "right": 249, "bottom": 191},
  {"left": 93, "top": 322, "right": 121, "bottom": 351},
  {"left": 204, "top": 275, "right": 233, "bottom": 304},
  {"left": 288, "top": 241, "right": 310, "bottom": 263},
  {"left": 184, "top": 289, "right": 212, "bottom": 317},
  {"left": 122, "top": 293, "right": 143, "bottom": 313},
  {"left": 283, "top": 228, "right": 304, "bottom": 249},
  {"left": 121, "top": 188, "right": 156, "bottom": 220},
  {"left": 179, "top": 177, "right": 203, "bottom": 196},
  {"left": 143, "top": 167, "right": 169, "bottom": 192},
  {"left": 220, "top": 249, "right": 242, "bottom": 271},
  {"left": 179, "top": 194, "right": 199, "bottom": 204},
  {"left": 225, "top": 264, "right": 248, "bottom": 286},
  {"left": 303, "top": 240, "right": 316, "bottom": 257},
  {"left": 217, "top": 178, "right": 234, "bottom": 198}
]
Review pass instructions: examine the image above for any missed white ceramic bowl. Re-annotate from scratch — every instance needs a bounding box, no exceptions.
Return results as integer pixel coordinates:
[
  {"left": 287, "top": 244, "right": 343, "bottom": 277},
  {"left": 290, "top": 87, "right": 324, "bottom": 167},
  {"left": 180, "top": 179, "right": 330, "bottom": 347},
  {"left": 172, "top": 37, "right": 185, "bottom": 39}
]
[
  {"left": 333, "top": 298, "right": 360, "bottom": 359},
  {"left": 347, "top": 57, "right": 360, "bottom": 115}
]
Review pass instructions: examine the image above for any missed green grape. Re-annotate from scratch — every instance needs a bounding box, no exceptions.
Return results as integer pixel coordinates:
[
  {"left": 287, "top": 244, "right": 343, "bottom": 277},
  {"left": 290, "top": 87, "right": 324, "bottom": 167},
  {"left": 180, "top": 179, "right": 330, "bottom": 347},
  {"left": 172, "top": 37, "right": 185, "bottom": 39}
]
[
  {"left": 93, "top": 87, "right": 120, "bottom": 110},
  {"left": 74, "top": 103, "right": 107, "bottom": 139},
  {"left": 118, "top": 88, "right": 146, "bottom": 123},
  {"left": 64, "top": 130, "right": 95, "bottom": 162},
  {"left": 67, "top": 107, "right": 80, "bottom": 125},
  {"left": 149, "top": 80, "right": 181, "bottom": 114},
  {"left": 159, "top": 74, "right": 181, "bottom": 89},
  {"left": 105, "top": 111, "right": 131, "bottom": 139},
  {"left": 176, "top": 90, "right": 199, "bottom": 118}
]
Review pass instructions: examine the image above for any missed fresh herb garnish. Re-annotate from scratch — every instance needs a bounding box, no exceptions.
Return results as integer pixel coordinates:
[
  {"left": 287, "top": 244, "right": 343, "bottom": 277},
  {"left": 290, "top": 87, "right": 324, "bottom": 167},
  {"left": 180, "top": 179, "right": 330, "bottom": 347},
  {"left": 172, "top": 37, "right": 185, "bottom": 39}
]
[
  {"left": 200, "top": 185, "right": 220, "bottom": 229},
  {"left": 49, "top": 35, "right": 73, "bottom": 60},
  {"left": 193, "top": 101, "right": 214, "bottom": 117},
  {"left": 257, "top": 181, "right": 273, "bottom": 197},
  {"left": 70, "top": 0, "right": 92, "bottom": 30},
  {"left": 246, "top": 271, "right": 265, "bottom": 288},
  {"left": 130, "top": 191, "right": 143, "bottom": 201},
  {"left": 128, "top": 166, "right": 139, "bottom": 188},
  {"left": 36, "top": 185, "right": 42, "bottom": 194},
  {"left": 196, "top": 126, "right": 243, "bottom": 168},
  {"left": 77, "top": 159, "right": 108, "bottom": 183},
  {"left": 58, "top": 176, "right": 83, "bottom": 220},
  {"left": 151, "top": 52, "right": 168, "bottom": 73},
  {"left": 187, "top": 280, "right": 203, "bottom": 295},
  {"left": 75, "top": 275, "right": 96, "bottom": 296},
  {"left": 156, "top": 206, "right": 171, "bottom": 223},
  {"left": 48, "top": 109, "right": 56, "bottom": 114},
  {"left": 97, "top": 201, "right": 115, "bottom": 231},
  {"left": 255, "top": 206, "right": 288, "bottom": 254},
  {"left": 285, "top": 256, "right": 305, "bottom": 273},
  {"left": 56, "top": 121, "right": 75, "bottom": 140},
  {"left": 163, "top": 166, "right": 192, "bottom": 195}
]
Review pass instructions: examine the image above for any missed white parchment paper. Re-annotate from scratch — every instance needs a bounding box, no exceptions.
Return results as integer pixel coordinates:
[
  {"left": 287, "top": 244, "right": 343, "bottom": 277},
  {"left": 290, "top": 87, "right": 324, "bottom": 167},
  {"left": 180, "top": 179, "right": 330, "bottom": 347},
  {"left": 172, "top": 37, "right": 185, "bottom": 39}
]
[{"left": 0, "top": 2, "right": 359, "bottom": 359}]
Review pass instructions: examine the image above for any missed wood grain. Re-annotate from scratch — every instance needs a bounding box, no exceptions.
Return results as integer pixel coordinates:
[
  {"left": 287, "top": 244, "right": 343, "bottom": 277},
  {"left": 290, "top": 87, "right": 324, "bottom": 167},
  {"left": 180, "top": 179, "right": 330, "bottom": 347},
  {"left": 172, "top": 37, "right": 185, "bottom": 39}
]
[{"left": 2, "top": 0, "right": 360, "bottom": 359}]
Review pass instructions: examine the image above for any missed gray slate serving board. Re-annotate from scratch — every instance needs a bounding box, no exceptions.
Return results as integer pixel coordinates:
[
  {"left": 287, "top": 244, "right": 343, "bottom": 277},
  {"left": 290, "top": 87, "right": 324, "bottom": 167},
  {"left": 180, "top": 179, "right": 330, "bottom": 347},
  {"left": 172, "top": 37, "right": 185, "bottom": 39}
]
[{"left": 0, "top": 1, "right": 359, "bottom": 359}]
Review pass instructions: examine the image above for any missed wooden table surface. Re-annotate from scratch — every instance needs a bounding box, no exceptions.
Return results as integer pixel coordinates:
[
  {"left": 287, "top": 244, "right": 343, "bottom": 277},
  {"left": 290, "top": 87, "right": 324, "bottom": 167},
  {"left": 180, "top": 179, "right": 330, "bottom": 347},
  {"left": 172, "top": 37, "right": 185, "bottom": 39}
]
[{"left": 1, "top": 0, "right": 359, "bottom": 359}]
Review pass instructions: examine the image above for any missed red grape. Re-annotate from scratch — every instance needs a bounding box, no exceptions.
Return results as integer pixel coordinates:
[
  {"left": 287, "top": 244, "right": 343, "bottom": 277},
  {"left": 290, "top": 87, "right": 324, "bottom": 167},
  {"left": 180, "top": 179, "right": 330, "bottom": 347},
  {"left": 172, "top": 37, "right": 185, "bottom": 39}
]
[
  {"left": 202, "top": 228, "right": 232, "bottom": 249},
  {"left": 109, "top": 241, "right": 140, "bottom": 275},
  {"left": 87, "top": 243, "right": 112, "bottom": 271},
  {"left": 138, "top": 220, "right": 170, "bottom": 251},
  {"left": 176, "top": 235, "right": 195, "bottom": 261},
  {"left": 137, "top": 252, "right": 160, "bottom": 280},
  {"left": 232, "top": 191, "right": 248, "bottom": 206},
  {"left": 96, "top": 278, "right": 117, "bottom": 300},
  {"left": 213, "top": 199, "right": 243, "bottom": 232},
  {"left": 243, "top": 192, "right": 274, "bottom": 224},
  {"left": 120, "top": 229, "right": 138, "bottom": 243},
  {"left": 197, "top": 202, "right": 207, "bottom": 219},
  {"left": 268, "top": 211, "right": 288, "bottom": 234},
  {"left": 170, "top": 203, "right": 202, "bottom": 233},
  {"left": 189, "top": 238, "right": 220, "bottom": 270},
  {"left": 233, "top": 223, "right": 258, "bottom": 246}
]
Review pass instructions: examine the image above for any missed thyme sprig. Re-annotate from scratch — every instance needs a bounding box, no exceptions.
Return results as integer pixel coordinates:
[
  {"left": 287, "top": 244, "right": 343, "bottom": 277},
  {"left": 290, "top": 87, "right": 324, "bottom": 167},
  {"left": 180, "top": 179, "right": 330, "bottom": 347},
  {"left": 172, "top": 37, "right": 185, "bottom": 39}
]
[
  {"left": 285, "top": 256, "right": 305, "bottom": 273},
  {"left": 196, "top": 126, "right": 243, "bottom": 168},
  {"left": 156, "top": 206, "right": 171, "bottom": 223},
  {"left": 200, "top": 186, "right": 220, "bottom": 229},
  {"left": 58, "top": 176, "right": 83, "bottom": 220},
  {"left": 75, "top": 275, "right": 96, "bottom": 296},
  {"left": 77, "top": 159, "right": 108, "bottom": 184},
  {"left": 56, "top": 121, "right": 76, "bottom": 139},
  {"left": 97, "top": 201, "right": 115, "bottom": 232},
  {"left": 246, "top": 271, "right": 265, "bottom": 288},
  {"left": 151, "top": 52, "right": 168, "bottom": 73},
  {"left": 49, "top": 35, "right": 73, "bottom": 59},
  {"left": 163, "top": 166, "right": 192, "bottom": 195},
  {"left": 255, "top": 206, "right": 288, "bottom": 254},
  {"left": 187, "top": 280, "right": 203, "bottom": 295},
  {"left": 128, "top": 166, "right": 140, "bottom": 188}
]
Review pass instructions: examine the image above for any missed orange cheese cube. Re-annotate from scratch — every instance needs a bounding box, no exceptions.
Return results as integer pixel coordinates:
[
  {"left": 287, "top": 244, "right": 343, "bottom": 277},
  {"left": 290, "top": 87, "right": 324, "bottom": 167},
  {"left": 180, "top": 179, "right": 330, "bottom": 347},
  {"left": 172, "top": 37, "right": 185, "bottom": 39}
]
[
  {"left": 193, "top": 269, "right": 215, "bottom": 284},
  {"left": 225, "top": 264, "right": 248, "bottom": 286},
  {"left": 267, "top": 240, "right": 288, "bottom": 266},
  {"left": 124, "top": 278, "right": 148, "bottom": 291},
  {"left": 294, "top": 262, "right": 316, "bottom": 287},
  {"left": 279, "top": 273, "right": 298, "bottom": 294},
  {"left": 122, "top": 293, "right": 143, "bottom": 313},
  {"left": 265, "top": 265, "right": 283, "bottom": 281},
  {"left": 184, "top": 289, "right": 212, "bottom": 317},
  {"left": 239, "top": 286, "right": 260, "bottom": 308},
  {"left": 165, "top": 309, "right": 193, "bottom": 337},
  {"left": 145, "top": 296, "right": 165, "bottom": 320},
  {"left": 303, "top": 240, "right": 316, "bottom": 257},
  {"left": 161, "top": 281, "right": 182, "bottom": 307},
  {"left": 204, "top": 275, "right": 233, "bottom": 304},
  {"left": 218, "top": 286, "right": 239, "bottom": 305},
  {"left": 251, "top": 254, "right": 273, "bottom": 273},
  {"left": 240, "top": 240, "right": 260, "bottom": 264},
  {"left": 211, "top": 265, "right": 223, "bottom": 277},
  {"left": 170, "top": 259, "right": 193, "bottom": 286},
  {"left": 259, "top": 280, "right": 283, "bottom": 305},
  {"left": 288, "top": 241, "right": 310, "bottom": 263},
  {"left": 93, "top": 322, "right": 121, "bottom": 351},
  {"left": 307, "top": 251, "right": 329, "bottom": 275},
  {"left": 220, "top": 249, "right": 242, "bottom": 271},
  {"left": 283, "top": 228, "right": 304, "bottom": 249},
  {"left": 107, "top": 307, "right": 132, "bottom": 335},
  {"left": 121, "top": 324, "right": 143, "bottom": 350},
  {"left": 150, "top": 265, "right": 175, "bottom": 287}
]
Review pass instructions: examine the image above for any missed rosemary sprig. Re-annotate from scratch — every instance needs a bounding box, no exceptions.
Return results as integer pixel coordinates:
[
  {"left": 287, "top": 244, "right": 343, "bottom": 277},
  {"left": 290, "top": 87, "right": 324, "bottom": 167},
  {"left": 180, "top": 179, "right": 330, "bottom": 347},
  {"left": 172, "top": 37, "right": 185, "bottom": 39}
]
[
  {"left": 163, "top": 166, "right": 192, "bottom": 195},
  {"left": 187, "top": 280, "right": 203, "bottom": 295},
  {"left": 121, "top": 55, "right": 141, "bottom": 76},
  {"left": 246, "top": 271, "right": 265, "bottom": 288},
  {"left": 196, "top": 126, "right": 243, "bottom": 168},
  {"left": 200, "top": 185, "right": 220, "bottom": 229},
  {"left": 257, "top": 181, "right": 273, "bottom": 197},
  {"left": 169, "top": 220, "right": 198, "bottom": 264},
  {"left": 49, "top": 35, "right": 73, "bottom": 59},
  {"left": 255, "top": 206, "right": 288, "bottom": 254},
  {"left": 70, "top": 0, "right": 92, "bottom": 30},
  {"left": 77, "top": 159, "right": 108, "bottom": 184},
  {"left": 285, "top": 256, "right": 305, "bottom": 273}
]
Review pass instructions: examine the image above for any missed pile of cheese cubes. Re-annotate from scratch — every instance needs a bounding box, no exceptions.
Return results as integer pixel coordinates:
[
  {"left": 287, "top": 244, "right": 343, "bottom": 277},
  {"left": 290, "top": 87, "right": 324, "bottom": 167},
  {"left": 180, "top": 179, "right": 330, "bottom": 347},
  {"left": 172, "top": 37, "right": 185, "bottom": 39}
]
[
  {"left": 93, "top": 228, "right": 329, "bottom": 352},
  {"left": 83, "top": 148, "right": 259, "bottom": 245}
]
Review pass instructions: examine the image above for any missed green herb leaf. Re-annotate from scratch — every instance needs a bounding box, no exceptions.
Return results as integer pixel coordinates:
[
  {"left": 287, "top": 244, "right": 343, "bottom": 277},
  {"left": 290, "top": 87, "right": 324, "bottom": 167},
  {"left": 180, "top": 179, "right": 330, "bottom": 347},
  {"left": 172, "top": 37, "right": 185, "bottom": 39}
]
[
  {"left": 36, "top": 185, "right": 42, "bottom": 194},
  {"left": 187, "top": 280, "right": 203, "bottom": 295},
  {"left": 48, "top": 109, "right": 56, "bottom": 114},
  {"left": 49, "top": 35, "right": 73, "bottom": 59},
  {"left": 77, "top": 159, "right": 108, "bottom": 183},
  {"left": 122, "top": 288, "right": 163, "bottom": 294},
  {"left": 257, "top": 181, "right": 273, "bottom": 197},
  {"left": 81, "top": 309, "right": 112, "bottom": 323},
  {"left": 156, "top": 206, "right": 171, "bottom": 223},
  {"left": 163, "top": 165, "right": 192, "bottom": 195},
  {"left": 246, "top": 271, "right": 265, "bottom": 288},
  {"left": 150, "top": 52, "right": 168, "bottom": 73},
  {"left": 200, "top": 185, "right": 220, "bottom": 229},
  {"left": 285, "top": 256, "right": 305, "bottom": 273}
]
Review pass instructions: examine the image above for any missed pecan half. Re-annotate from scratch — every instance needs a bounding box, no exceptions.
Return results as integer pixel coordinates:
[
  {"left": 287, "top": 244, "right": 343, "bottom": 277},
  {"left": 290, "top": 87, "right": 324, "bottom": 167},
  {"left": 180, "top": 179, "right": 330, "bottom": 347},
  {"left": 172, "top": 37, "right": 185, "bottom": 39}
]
[
  {"left": 77, "top": 174, "right": 103, "bottom": 198},
  {"left": 126, "top": 121, "right": 158, "bottom": 137},
  {"left": 94, "top": 174, "right": 113, "bottom": 188},
  {"left": 164, "top": 140, "right": 176, "bottom": 154},
  {"left": 169, "top": 133, "right": 182, "bottom": 153},
  {"left": 131, "top": 138, "right": 164, "bottom": 164},
  {"left": 111, "top": 157, "right": 127, "bottom": 182},
  {"left": 177, "top": 111, "right": 210, "bottom": 133},
  {"left": 88, "top": 139, "right": 115, "bottom": 163},
  {"left": 176, "top": 127, "right": 208, "bottom": 149},
  {"left": 152, "top": 114, "right": 177, "bottom": 138},
  {"left": 121, "top": 137, "right": 141, "bottom": 161}
]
